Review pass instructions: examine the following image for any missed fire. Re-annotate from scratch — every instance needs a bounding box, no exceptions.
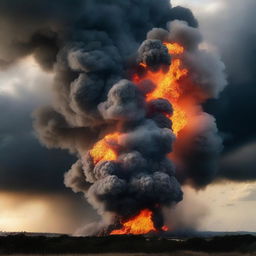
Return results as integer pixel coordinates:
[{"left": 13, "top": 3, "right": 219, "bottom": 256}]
[
  {"left": 133, "top": 42, "right": 189, "bottom": 136},
  {"left": 163, "top": 42, "right": 185, "bottom": 55},
  {"left": 110, "top": 209, "right": 156, "bottom": 235},
  {"left": 171, "top": 105, "right": 188, "bottom": 135},
  {"left": 89, "top": 133, "right": 119, "bottom": 164}
]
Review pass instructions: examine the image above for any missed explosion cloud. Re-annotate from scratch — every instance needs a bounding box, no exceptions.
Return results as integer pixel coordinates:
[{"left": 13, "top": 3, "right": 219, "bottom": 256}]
[{"left": 0, "top": 0, "right": 227, "bottom": 235}]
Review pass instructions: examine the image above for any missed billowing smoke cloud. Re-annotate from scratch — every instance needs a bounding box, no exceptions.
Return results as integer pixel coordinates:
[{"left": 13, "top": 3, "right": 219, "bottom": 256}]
[
  {"left": 137, "top": 40, "right": 171, "bottom": 71},
  {"left": 0, "top": 0, "right": 227, "bottom": 234}
]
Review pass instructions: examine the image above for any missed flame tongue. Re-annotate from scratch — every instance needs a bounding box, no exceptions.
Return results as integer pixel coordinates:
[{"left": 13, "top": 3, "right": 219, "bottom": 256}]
[
  {"left": 89, "top": 133, "right": 119, "bottom": 164},
  {"left": 133, "top": 42, "right": 188, "bottom": 136},
  {"left": 110, "top": 209, "right": 157, "bottom": 235}
]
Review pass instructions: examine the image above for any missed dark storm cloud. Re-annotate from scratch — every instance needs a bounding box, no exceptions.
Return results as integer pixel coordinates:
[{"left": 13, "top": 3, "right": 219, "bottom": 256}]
[
  {"left": 0, "top": 90, "right": 75, "bottom": 192},
  {"left": 218, "top": 142, "right": 256, "bottom": 182},
  {"left": 198, "top": 0, "right": 256, "bottom": 181}
]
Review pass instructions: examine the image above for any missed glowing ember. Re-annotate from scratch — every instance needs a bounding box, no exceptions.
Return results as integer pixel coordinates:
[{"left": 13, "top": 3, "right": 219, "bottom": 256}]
[
  {"left": 89, "top": 133, "right": 119, "bottom": 164},
  {"left": 161, "top": 225, "right": 169, "bottom": 232},
  {"left": 163, "top": 42, "right": 184, "bottom": 55},
  {"left": 133, "top": 42, "right": 189, "bottom": 136},
  {"left": 110, "top": 209, "right": 156, "bottom": 235},
  {"left": 171, "top": 105, "right": 188, "bottom": 135}
]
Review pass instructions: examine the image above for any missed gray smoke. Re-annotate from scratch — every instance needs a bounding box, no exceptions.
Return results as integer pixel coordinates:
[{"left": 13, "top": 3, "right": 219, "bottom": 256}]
[
  {"left": 98, "top": 79, "right": 145, "bottom": 121},
  {"left": 0, "top": 0, "right": 227, "bottom": 235}
]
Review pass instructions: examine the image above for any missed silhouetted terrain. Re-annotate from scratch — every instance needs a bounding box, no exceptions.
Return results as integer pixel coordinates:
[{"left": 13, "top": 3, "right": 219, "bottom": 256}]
[
  {"left": 0, "top": 234, "right": 255, "bottom": 254},
  {"left": 3, "top": 253, "right": 256, "bottom": 256}
]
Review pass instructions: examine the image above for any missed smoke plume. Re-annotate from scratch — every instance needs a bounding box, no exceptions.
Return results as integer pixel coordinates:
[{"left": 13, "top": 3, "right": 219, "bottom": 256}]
[{"left": 0, "top": 0, "right": 227, "bottom": 235}]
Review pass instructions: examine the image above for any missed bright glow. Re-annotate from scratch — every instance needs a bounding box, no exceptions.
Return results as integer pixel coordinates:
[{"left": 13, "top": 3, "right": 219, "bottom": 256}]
[
  {"left": 89, "top": 133, "right": 119, "bottom": 164},
  {"left": 0, "top": 192, "right": 94, "bottom": 234},
  {"left": 110, "top": 209, "right": 156, "bottom": 235}
]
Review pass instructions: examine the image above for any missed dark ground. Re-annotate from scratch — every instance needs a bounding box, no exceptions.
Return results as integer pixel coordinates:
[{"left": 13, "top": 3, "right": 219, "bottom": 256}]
[{"left": 0, "top": 234, "right": 255, "bottom": 254}]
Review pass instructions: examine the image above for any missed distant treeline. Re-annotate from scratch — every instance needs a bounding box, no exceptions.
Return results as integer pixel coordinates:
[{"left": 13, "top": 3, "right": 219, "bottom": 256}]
[{"left": 0, "top": 234, "right": 255, "bottom": 254}]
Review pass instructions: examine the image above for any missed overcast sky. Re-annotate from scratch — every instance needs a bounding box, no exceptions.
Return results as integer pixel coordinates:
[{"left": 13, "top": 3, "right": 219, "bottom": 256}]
[{"left": 0, "top": 0, "right": 255, "bottom": 233}]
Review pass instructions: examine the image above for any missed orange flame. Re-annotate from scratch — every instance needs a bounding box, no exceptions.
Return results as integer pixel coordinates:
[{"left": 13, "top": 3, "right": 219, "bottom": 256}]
[
  {"left": 110, "top": 209, "right": 156, "bottom": 235},
  {"left": 89, "top": 133, "right": 119, "bottom": 164},
  {"left": 163, "top": 42, "right": 185, "bottom": 55},
  {"left": 133, "top": 42, "right": 188, "bottom": 136}
]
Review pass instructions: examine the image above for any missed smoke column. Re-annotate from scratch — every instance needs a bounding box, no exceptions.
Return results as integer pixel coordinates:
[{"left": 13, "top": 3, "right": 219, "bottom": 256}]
[{"left": 0, "top": 0, "right": 226, "bottom": 235}]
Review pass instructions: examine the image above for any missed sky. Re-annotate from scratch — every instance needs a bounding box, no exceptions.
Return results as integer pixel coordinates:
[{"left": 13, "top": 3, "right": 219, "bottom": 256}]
[{"left": 0, "top": 0, "right": 255, "bottom": 234}]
